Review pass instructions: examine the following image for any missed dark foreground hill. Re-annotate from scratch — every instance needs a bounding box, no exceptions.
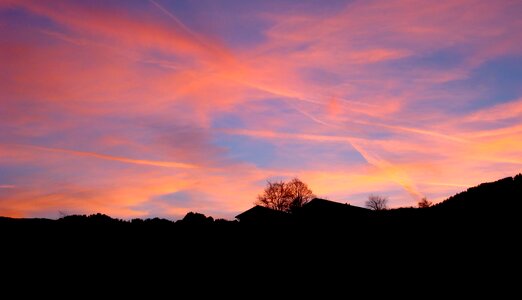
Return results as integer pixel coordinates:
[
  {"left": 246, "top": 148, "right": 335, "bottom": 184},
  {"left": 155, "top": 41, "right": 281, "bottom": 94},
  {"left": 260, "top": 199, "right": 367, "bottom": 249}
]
[
  {"left": 3, "top": 173, "right": 520, "bottom": 228},
  {"left": 1, "top": 175, "right": 520, "bottom": 290},
  {"left": 0, "top": 175, "right": 522, "bottom": 299},
  {"left": 435, "top": 173, "right": 522, "bottom": 211}
]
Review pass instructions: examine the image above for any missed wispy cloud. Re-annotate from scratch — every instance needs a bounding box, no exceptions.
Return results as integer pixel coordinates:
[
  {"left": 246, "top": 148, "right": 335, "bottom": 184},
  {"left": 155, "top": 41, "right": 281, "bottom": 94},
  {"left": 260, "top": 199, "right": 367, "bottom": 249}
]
[
  {"left": 1, "top": 0, "right": 521, "bottom": 218},
  {"left": 13, "top": 144, "right": 199, "bottom": 169}
]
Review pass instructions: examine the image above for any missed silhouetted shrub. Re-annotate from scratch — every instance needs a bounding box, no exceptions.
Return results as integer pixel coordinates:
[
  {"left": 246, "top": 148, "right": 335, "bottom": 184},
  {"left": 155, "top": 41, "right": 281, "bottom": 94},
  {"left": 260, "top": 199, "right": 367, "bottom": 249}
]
[{"left": 181, "top": 212, "right": 214, "bottom": 225}]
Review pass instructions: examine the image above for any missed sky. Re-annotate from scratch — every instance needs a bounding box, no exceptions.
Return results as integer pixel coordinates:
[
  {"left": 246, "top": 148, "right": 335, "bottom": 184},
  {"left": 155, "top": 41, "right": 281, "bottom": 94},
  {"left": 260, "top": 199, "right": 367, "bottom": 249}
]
[{"left": 1, "top": 0, "right": 522, "bottom": 220}]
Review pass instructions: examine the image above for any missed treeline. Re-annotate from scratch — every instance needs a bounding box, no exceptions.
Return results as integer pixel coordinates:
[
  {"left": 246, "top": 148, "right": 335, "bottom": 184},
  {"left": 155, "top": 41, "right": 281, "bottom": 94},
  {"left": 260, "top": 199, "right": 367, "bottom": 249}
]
[
  {"left": 1, "top": 173, "right": 521, "bottom": 229},
  {"left": 2, "top": 174, "right": 520, "bottom": 275},
  {"left": 0, "top": 211, "right": 235, "bottom": 227}
]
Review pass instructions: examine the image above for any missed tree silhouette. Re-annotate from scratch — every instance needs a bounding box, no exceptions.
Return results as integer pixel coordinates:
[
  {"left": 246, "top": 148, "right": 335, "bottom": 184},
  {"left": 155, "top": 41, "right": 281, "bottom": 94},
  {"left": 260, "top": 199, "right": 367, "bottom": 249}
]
[
  {"left": 365, "top": 195, "right": 388, "bottom": 210},
  {"left": 418, "top": 197, "right": 433, "bottom": 208},
  {"left": 256, "top": 178, "right": 315, "bottom": 212},
  {"left": 287, "top": 178, "right": 316, "bottom": 212},
  {"left": 181, "top": 212, "right": 214, "bottom": 225}
]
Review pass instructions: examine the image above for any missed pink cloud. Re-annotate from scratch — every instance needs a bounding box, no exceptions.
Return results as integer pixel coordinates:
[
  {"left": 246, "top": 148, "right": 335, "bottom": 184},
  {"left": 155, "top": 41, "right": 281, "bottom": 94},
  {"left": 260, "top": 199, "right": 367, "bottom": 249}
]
[
  {"left": 1, "top": 0, "right": 522, "bottom": 218},
  {"left": 14, "top": 144, "right": 199, "bottom": 169},
  {"left": 466, "top": 98, "right": 522, "bottom": 122}
]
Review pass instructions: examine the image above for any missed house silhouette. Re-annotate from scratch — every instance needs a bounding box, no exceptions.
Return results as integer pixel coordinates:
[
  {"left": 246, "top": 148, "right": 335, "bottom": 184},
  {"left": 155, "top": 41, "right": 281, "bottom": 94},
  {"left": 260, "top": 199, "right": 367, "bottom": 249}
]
[
  {"left": 235, "top": 205, "right": 288, "bottom": 224},
  {"left": 235, "top": 198, "right": 371, "bottom": 224},
  {"left": 296, "top": 198, "right": 371, "bottom": 224}
]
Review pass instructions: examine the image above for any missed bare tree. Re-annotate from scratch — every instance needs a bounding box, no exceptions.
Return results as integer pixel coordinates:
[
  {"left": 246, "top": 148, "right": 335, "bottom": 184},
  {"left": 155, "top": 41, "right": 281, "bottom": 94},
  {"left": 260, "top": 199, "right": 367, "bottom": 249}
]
[
  {"left": 418, "top": 197, "right": 433, "bottom": 208},
  {"left": 256, "top": 178, "right": 315, "bottom": 212},
  {"left": 256, "top": 180, "right": 291, "bottom": 212},
  {"left": 287, "top": 178, "right": 315, "bottom": 211},
  {"left": 365, "top": 194, "right": 388, "bottom": 210}
]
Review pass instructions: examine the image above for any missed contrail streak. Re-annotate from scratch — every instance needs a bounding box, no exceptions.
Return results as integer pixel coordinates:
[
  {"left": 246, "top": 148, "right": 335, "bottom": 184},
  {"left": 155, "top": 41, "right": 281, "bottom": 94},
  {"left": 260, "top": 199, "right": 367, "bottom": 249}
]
[
  {"left": 148, "top": 0, "right": 200, "bottom": 39},
  {"left": 12, "top": 144, "right": 198, "bottom": 169}
]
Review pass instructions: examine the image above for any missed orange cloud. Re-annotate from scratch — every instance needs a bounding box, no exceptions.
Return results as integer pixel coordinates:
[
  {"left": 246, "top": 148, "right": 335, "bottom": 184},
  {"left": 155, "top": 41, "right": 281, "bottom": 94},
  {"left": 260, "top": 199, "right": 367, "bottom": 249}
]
[
  {"left": 467, "top": 98, "right": 522, "bottom": 122},
  {"left": 13, "top": 144, "right": 199, "bottom": 169},
  {"left": 13, "top": 0, "right": 230, "bottom": 61},
  {"left": 1, "top": 0, "right": 522, "bottom": 218}
]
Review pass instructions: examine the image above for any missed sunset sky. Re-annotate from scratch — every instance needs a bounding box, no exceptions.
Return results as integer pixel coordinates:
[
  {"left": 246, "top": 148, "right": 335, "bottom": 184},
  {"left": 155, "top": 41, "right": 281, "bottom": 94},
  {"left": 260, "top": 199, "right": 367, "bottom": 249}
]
[{"left": 1, "top": 0, "right": 522, "bottom": 219}]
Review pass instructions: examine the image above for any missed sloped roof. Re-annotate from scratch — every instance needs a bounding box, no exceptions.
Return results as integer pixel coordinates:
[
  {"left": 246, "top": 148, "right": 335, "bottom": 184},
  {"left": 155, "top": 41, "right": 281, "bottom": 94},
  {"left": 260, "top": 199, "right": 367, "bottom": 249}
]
[
  {"left": 303, "top": 198, "right": 369, "bottom": 212},
  {"left": 235, "top": 205, "right": 288, "bottom": 220}
]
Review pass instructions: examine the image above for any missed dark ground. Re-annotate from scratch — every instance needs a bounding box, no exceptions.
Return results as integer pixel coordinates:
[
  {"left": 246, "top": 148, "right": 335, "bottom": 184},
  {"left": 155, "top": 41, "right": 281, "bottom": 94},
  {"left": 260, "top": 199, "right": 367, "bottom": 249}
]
[{"left": 1, "top": 174, "right": 520, "bottom": 293}]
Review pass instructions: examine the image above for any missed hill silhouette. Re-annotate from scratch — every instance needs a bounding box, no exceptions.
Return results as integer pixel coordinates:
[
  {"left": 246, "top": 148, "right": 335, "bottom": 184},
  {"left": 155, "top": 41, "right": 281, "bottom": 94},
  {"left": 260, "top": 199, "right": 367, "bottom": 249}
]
[
  {"left": 2, "top": 174, "right": 519, "bottom": 287},
  {"left": 1, "top": 173, "right": 519, "bottom": 262},
  {"left": 1, "top": 173, "right": 520, "bottom": 229},
  {"left": 435, "top": 173, "right": 522, "bottom": 212}
]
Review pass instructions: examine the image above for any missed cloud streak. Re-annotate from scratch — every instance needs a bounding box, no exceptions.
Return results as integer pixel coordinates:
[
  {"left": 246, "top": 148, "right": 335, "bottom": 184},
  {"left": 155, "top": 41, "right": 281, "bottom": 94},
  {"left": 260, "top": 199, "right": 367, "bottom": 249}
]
[
  {"left": 11, "top": 144, "right": 199, "bottom": 169},
  {"left": 1, "top": 0, "right": 522, "bottom": 218}
]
